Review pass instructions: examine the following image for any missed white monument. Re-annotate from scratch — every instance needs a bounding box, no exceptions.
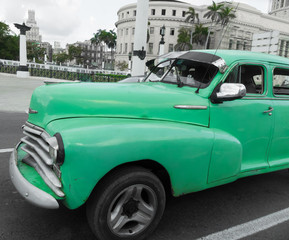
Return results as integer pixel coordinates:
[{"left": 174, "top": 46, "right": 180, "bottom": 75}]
[{"left": 14, "top": 23, "right": 31, "bottom": 78}]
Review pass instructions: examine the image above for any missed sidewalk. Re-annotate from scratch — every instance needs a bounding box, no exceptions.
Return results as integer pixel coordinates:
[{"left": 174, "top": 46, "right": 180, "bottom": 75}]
[{"left": 0, "top": 73, "right": 71, "bottom": 112}]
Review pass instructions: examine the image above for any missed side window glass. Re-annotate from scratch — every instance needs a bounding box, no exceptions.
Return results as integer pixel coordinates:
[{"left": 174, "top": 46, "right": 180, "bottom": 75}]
[
  {"left": 225, "top": 65, "right": 264, "bottom": 94},
  {"left": 273, "top": 68, "right": 289, "bottom": 95}
]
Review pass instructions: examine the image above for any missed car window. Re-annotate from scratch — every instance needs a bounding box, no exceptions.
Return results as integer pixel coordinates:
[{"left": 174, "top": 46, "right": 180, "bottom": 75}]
[
  {"left": 273, "top": 68, "right": 289, "bottom": 95},
  {"left": 225, "top": 64, "right": 264, "bottom": 94}
]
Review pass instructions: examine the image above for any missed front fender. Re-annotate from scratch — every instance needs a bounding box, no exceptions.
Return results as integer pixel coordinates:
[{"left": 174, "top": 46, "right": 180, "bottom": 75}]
[{"left": 46, "top": 118, "right": 215, "bottom": 209}]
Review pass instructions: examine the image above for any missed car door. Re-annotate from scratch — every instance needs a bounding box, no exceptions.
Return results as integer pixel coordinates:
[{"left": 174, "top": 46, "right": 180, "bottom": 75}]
[
  {"left": 208, "top": 63, "right": 274, "bottom": 183},
  {"left": 268, "top": 66, "right": 289, "bottom": 167}
]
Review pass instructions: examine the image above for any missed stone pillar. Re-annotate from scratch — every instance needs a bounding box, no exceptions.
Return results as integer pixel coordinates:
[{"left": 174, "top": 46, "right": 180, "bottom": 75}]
[
  {"left": 14, "top": 23, "right": 31, "bottom": 78},
  {"left": 132, "top": 0, "right": 149, "bottom": 76}
]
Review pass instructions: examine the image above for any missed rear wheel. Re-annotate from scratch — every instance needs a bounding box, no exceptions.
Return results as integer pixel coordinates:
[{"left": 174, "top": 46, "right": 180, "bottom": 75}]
[{"left": 86, "top": 167, "right": 166, "bottom": 240}]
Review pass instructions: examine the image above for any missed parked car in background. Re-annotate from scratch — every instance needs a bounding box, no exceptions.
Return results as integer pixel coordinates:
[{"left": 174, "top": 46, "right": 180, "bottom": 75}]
[{"left": 10, "top": 50, "right": 289, "bottom": 240}]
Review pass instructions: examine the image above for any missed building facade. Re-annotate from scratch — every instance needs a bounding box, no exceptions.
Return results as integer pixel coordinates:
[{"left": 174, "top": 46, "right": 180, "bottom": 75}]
[
  {"left": 26, "top": 10, "right": 42, "bottom": 42},
  {"left": 115, "top": 0, "right": 289, "bottom": 70},
  {"left": 66, "top": 40, "right": 105, "bottom": 68}
]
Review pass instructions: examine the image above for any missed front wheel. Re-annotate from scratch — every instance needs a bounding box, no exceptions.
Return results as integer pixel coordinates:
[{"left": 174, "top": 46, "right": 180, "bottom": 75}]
[{"left": 86, "top": 167, "right": 166, "bottom": 240}]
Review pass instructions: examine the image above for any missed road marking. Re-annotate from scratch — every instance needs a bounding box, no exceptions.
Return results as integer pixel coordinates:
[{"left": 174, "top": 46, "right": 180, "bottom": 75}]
[
  {"left": 0, "top": 148, "right": 13, "bottom": 153},
  {"left": 197, "top": 207, "right": 289, "bottom": 240}
]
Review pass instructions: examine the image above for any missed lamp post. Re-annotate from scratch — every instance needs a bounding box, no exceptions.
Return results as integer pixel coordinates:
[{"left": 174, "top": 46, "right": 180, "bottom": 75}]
[
  {"left": 128, "top": 52, "right": 132, "bottom": 74},
  {"left": 159, "top": 25, "right": 166, "bottom": 56}
]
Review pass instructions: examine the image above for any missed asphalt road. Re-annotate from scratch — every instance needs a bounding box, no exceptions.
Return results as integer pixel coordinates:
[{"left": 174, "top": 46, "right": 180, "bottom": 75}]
[{"left": 2, "top": 74, "right": 289, "bottom": 240}]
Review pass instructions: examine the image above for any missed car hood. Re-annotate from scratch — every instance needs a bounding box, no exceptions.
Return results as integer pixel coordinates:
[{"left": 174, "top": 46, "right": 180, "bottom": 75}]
[{"left": 28, "top": 82, "right": 210, "bottom": 128}]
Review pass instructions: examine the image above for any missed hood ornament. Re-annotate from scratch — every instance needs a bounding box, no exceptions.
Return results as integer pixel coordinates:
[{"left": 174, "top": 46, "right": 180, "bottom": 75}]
[{"left": 28, "top": 108, "right": 38, "bottom": 114}]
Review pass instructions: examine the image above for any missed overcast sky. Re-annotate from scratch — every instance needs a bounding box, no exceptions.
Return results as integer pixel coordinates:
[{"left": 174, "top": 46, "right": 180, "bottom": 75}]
[{"left": 0, "top": 0, "right": 270, "bottom": 47}]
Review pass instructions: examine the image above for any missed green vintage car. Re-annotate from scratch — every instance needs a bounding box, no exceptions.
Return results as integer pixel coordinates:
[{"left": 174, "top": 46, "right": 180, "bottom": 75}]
[{"left": 9, "top": 50, "right": 289, "bottom": 240}]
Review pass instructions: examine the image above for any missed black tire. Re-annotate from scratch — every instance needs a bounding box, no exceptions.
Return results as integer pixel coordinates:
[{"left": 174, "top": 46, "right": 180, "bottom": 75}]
[{"left": 86, "top": 166, "right": 166, "bottom": 240}]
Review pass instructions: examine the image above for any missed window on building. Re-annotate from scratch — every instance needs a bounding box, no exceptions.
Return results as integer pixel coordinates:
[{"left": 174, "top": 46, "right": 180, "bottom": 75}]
[
  {"left": 279, "top": 40, "right": 285, "bottom": 56},
  {"left": 151, "top": 9, "right": 156, "bottom": 15},
  {"left": 172, "top": 10, "right": 176, "bottom": 16},
  {"left": 162, "top": 9, "right": 166, "bottom": 15},
  {"left": 148, "top": 43, "right": 153, "bottom": 54},
  {"left": 133, "top": 10, "right": 137, "bottom": 16},
  {"left": 132, "top": 28, "right": 135, "bottom": 35},
  {"left": 127, "top": 11, "right": 129, "bottom": 16},
  {"left": 285, "top": 41, "right": 289, "bottom": 57},
  {"left": 120, "top": 44, "right": 122, "bottom": 54},
  {"left": 170, "top": 28, "right": 175, "bottom": 36},
  {"left": 131, "top": 43, "right": 134, "bottom": 52},
  {"left": 122, "top": 13, "right": 124, "bottom": 18},
  {"left": 125, "top": 43, "right": 128, "bottom": 54},
  {"left": 126, "top": 28, "right": 129, "bottom": 35},
  {"left": 121, "top": 29, "right": 123, "bottom": 36},
  {"left": 236, "top": 41, "right": 242, "bottom": 50},
  {"left": 150, "top": 27, "right": 154, "bottom": 34},
  {"left": 182, "top": 11, "right": 186, "bottom": 17},
  {"left": 169, "top": 44, "right": 174, "bottom": 52},
  {"left": 243, "top": 42, "right": 247, "bottom": 51}
]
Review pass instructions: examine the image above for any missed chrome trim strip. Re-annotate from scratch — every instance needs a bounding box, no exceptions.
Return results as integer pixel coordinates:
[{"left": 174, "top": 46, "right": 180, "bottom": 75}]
[
  {"left": 9, "top": 149, "right": 59, "bottom": 209},
  {"left": 22, "top": 156, "right": 64, "bottom": 197},
  {"left": 21, "top": 145, "right": 61, "bottom": 188},
  {"left": 23, "top": 130, "right": 49, "bottom": 152},
  {"left": 174, "top": 105, "right": 208, "bottom": 110},
  {"left": 23, "top": 125, "right": 42, "bottom": 136},
  {"left": 21, "top": 137, "right": 53, "bottom": 165}
]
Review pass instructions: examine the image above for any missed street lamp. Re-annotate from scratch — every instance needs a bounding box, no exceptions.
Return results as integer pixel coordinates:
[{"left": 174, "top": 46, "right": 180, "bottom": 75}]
[
  {"left": 128, "top": 52, "right": 132, "bottom": 74},
  {"left": 159, "top": 25, "right": 166, "bottom": 56}
]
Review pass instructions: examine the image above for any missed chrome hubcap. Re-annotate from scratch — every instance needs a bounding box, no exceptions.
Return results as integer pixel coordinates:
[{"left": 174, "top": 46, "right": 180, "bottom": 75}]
[{"left": 107, "top": 184, "right": 157, "bottom": 236}]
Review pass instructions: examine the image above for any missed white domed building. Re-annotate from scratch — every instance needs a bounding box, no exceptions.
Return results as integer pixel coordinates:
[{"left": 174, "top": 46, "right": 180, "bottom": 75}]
[{"left": 115, "top": 0, "right": 289, "bottom": 70}]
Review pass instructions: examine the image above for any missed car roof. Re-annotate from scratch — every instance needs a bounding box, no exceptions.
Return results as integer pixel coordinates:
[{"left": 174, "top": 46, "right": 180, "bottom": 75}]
[{"left": 195, "top": 50, "right": 289, "bottom": 66}]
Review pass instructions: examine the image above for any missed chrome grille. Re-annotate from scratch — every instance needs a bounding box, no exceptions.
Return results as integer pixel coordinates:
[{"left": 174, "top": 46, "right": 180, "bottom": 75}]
[{"left": 20, "top": 122, "right": 65, "bottom": 198}]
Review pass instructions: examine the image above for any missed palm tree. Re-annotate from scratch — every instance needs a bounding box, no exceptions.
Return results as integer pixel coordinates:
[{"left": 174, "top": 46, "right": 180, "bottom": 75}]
[
  {"left": 174, "top": 27, "right": 192, "bottom": 51},
  {"left": 185, "top": 7, "right": 199, "bottom": 45},
  {"left": 91, "top": 29, "right": 105, "bottom": 68},
  {"left": 219, "top": 6, "right": 236, "bottom": 27},
  {"left": 203, "top": 1, "right": 224, "bottom": 49},
  {"left": 192, "top": 24, "right": 209, "bottom": 47},
  {"left": 105, "top": 30, "right": 117, "bottom": 67}
]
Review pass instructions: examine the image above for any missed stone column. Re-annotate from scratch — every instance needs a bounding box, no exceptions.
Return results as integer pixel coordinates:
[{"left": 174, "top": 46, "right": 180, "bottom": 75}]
[
  {"left": 14, "top": 23, "right": 31, "bottom": 78},
  {"left": 132, "top": 0, "right": 149, "bottom": 76}
]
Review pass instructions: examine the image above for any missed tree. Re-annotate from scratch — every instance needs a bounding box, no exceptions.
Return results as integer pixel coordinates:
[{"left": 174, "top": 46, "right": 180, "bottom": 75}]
[
  {"left": 106, "top": 30, "right": 117, "bottom": 63},
  {"left": 0, "top": 21, "right": 19, "bottom": 60},
  {"left": 68, "top": 45, "right": 82, "bottom": 65},
  {"left": 219, "top": 6, "right": 236, "bottom": 27},
  {"left": 53, "top": 52, "right": 69, "bottom": 65},
  {"left": 192, "top": 24, "right": 209, "bottom": 47},
  {"left": 204, "top": 1, "right": 224, "bottom": 49},
  {"left": 91, "top": 29, "right": 117, "bottom": 68},
  {"left": 174, "top": 27, "right": 192, "bottom": 51},
  {"left": 185, "top": 7, "right": 199, "bottom": 45},
  {"left": 115, "top": 61, "right": 128, "bottom": 71},
  {"left": 27, "top": 41, "right": 46, "bottom": 63}
]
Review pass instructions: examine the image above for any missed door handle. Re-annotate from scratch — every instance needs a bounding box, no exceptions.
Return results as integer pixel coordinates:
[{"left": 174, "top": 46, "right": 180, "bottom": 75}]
[{"left": 263, "top": 107, "right": 274, "bottom": 114}]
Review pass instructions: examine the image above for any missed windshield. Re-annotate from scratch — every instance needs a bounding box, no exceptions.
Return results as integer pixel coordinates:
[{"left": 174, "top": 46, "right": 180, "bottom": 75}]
[{"left": 145, "top": 58, "right": 218, "bottom": 88}]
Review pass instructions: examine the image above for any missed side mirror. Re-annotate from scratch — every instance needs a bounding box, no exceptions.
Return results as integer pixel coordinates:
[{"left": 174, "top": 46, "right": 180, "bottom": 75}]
[{"left": 212, "top": 83, "right": 246, "bottom": 103}]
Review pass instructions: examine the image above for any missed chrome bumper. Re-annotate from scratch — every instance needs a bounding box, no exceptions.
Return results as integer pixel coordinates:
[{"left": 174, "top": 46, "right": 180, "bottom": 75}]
[{"left": 9, "top": 147, "right": 59, "bottom": 209}]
